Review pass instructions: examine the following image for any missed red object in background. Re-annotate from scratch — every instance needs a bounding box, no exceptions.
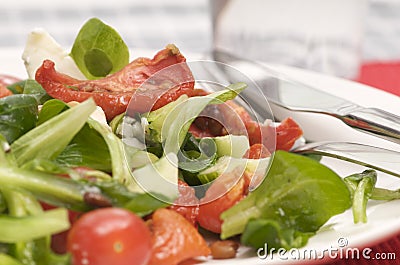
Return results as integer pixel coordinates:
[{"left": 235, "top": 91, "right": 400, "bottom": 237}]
[{"left": 357, "top": 62, "right": 400, "bottom": 96}]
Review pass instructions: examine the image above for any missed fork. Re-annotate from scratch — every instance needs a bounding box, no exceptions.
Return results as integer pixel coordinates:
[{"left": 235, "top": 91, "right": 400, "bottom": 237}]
[{"left": 292, "top": 141, "right": 400, "bottom": 178}]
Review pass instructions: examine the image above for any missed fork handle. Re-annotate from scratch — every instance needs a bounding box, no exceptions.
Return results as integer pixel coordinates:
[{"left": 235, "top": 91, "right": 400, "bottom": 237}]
[{"left": 339, "top": 107, "right": 400, "bottom": 144}]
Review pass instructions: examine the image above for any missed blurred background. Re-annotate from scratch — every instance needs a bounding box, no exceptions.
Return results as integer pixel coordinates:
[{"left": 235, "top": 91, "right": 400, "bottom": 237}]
[{"left": 1, "top": 0, "right": 399, "bottom": 95}]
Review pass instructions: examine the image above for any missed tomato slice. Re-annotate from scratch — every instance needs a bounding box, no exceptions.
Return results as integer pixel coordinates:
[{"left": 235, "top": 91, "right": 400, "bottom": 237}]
[
  {"left": 197, "top": 170, "right": 246, "bottom": 234},
  {"left": 148, "top": 208, "right": 210, "bottom": 265},
  {"left": 67, "top": 208, "right": 151, "bottom": 265},
  {"left": 35, "top": 44, "right": 194, "bottom": 120}
]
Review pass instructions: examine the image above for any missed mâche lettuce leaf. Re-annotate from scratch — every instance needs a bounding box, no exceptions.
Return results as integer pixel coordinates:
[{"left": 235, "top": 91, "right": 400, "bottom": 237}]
[
  {"left": 0, "top": 94, "right": 38, "bottom": 144},
  {"left": 22, "top": 79, "right": 52, "bottom": 104},
  {"left": 71, "top": 18, "right": 129, "bottom": 79}
]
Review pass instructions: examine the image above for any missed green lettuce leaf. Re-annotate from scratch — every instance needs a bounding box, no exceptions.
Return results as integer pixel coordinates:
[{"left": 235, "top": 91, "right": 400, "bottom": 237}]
[
  {"left": 0, "top": 94, "right": 38, "bottom": 144},
  {"left": 22, "top": 79, "right": 52, "bottom": 104},
  {"left": 241, "top": 219, "right": 314, "bottom": 250},
  {"left": 11, "top": 98, "right": 96, "bottom": 166},
  {"left": 71, "top": 17, "right": 129, "bottom": 79}
]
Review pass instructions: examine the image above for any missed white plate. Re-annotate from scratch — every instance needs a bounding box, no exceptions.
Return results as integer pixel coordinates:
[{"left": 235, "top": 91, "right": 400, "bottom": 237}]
[{"left": 1, "top": 48, "right": 400, "bottom": 265}]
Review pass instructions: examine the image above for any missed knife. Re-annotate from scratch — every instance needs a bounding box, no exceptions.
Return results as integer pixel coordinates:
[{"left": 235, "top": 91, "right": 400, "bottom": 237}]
[{"left": 211, "top": 49, "right": 400, "bottom": 144}]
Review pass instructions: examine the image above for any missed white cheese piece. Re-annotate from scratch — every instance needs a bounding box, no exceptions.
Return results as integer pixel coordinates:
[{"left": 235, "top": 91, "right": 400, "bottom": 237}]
[{"left": 22, "top": 28, "right": 86, "bottom": 80}]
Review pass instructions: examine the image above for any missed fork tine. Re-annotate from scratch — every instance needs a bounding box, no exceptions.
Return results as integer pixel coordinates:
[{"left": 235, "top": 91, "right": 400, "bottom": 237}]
[{"left": 293, "top": 141, "right": 400, "bottom": 178}]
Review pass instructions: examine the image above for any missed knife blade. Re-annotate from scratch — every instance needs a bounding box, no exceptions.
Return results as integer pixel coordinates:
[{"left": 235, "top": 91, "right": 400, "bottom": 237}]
[{"left": 212, "top": 49, "right": 400, "bottom": 144}]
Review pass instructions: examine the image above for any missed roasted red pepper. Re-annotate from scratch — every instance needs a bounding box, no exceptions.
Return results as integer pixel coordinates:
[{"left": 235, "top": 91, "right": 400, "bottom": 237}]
[{"left": 35, "top": 44, "right": 194, "bottom": 120}]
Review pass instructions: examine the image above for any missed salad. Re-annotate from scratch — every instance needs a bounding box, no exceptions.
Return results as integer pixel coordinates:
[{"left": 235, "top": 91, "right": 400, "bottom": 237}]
[{"left": 0, "top": 18, "right": 398, "bottom": 265}]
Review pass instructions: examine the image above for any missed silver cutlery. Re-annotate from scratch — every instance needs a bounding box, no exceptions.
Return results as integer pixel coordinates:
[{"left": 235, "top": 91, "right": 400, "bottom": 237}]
[
  {"left": 292, "top": 141, "right": 400, "bottom": 178},
  {"left": 211, "top": 49, "right": 400, "bottom": 144}
]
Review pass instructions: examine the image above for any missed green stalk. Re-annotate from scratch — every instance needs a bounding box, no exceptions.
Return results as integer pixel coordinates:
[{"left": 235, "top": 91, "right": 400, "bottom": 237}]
[
  {"left": 1, "top": 188, "right": 43, "bottom": 216},
  {"left": 371, "top": 188, "right": 400, "bottom": 200},
  {"left": 0, "top": 208, "right": 69, "bottom": 243},
  {"left": 0, "top": 254, "right": 24, "bottom": 265},
  {"left": 352, "top": 178, "right": 371, "bottom": 223},
  {"left": 1, "top": 188, "right": 70, "bottom": 265},
  {"left": 0, "top": 167, "right": 88, "bottom": 211},
  {"left": 344, "top": 170, "right": 377, "bottom": 224},
  {"left": 0, "top": 134, "right": 16, "bottom": 167}
]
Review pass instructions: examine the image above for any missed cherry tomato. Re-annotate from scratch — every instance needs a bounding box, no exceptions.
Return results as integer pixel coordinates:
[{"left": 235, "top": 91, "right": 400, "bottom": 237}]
[
  {"left": 67, "top": 208, "right": 151, "bottom": 265},
  {"left": 35, "top": 45, "right": 194, "bottom": 120},
  {"left": 148, "top": 208, "right": 210, "bottom": 265}
]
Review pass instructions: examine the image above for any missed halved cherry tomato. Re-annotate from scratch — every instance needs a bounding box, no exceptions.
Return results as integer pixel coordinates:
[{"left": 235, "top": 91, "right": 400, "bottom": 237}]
[
  {"left": 67, "top": 208, "right": 151, "bottom": 265},
  {"left": 148, "top": 208, "right": 210, "bottom": 265},
  {"left": 197, "top": 170, "right": 246, "bottom": 234},
  {"left": 0, "top": 74, "right": 19, "bottom": 98},
  {"left": 35, "top": 44, "right": 194, "bottom": 120},
  {"left": 168, "top": 179, "right": 199, "bottom": 226}
]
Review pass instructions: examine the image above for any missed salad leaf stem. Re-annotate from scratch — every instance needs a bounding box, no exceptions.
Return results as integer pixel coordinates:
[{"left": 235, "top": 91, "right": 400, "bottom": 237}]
[
  {"left": 371, "top": 188, "right": 400, "bottom": 200},
  {"left": 344, "top": 170, "right": 377, "bottom": 223},
  {"left": 0, "top": 253, "right": 24, "bottom": 265},
  {"left": 0, "top": 134, "right": 16, "bottom": 167},
  {"left": 0, "top": 166, "right": 88, "bottom": 211},
  {"left": 1, "top": 187, "right": 70, "bottom": 265},
  {"left": 0, "top": 208, "right": 69, "bottom": 243}
]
